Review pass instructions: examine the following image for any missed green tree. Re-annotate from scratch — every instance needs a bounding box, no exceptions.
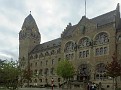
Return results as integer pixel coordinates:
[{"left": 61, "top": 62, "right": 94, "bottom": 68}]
[
  {"left": 56, "top": 60, "right": 75, "bottom": 88},
  {"left": 106, "top": 53, "right": 121, "bottom": 89},
  {"left": 0, "top": 60, "right": 20, "bottom": 90},
  {"left": 0, "top": 59, "right": 6, "bottom": 86}
]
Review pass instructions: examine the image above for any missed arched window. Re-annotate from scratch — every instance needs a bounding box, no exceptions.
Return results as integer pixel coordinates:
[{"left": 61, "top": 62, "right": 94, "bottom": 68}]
[
  {"left": 96, "top": 63, "right": 105, "bottom": 73},
  {"left": 39, "top": 53, "right": 44, "bottom": 58},
  {"left": 94, "top": 32, "right": 109, "bottom": 56},
  {"left": 45, "top": 51, "right": 49, "bottom": 56},
  {"left": 57, "top": 48, "right": 61, "bottom": 54},
  {"left": 39, "top": 79, "right": 42, "bottom": 82},
  {"left": 35, "top": 54, "right": 38, "bottom": 59},
  {"left": 95, "top": 63, "right": 106, "bottom": 80},
  {"left": 94, "top": 32, "right": 109, "bottom": 45},
  {"left": 64, "top": 41, "right": 75, "bottom": 52},
  {"left": 64, "top": 41, "right": 75, "bottom": 60},
  {"left": 51, "top": 50, "right": 56, "bottom": 55},
  {"left": 78, "top": 64, "right": 90, "bottom": 76},
  {"left": 78, "top": 37, "right": 91, "bottom": 48}
]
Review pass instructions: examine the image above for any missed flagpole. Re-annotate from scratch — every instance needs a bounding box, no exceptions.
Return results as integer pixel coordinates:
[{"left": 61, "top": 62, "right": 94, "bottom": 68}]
[{"left": 85, "top": 0, "right": 86, "bottom": 17}]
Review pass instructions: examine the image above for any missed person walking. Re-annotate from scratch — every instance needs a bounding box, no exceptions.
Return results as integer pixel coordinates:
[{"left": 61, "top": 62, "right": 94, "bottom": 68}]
[{"left": 90, "top": 83, "right": 97, "bottom": 90}]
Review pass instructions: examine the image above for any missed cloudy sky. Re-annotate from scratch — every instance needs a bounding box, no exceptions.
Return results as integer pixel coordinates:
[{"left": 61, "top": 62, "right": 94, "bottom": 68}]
[{"left": 0, "top": 0, "right": 121, "bottom": 60}]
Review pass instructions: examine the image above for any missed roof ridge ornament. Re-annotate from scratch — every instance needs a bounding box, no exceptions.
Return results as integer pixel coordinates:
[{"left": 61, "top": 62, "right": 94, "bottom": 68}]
[{"left": 116, "top": 3, "right": 120, "bottom": 12}]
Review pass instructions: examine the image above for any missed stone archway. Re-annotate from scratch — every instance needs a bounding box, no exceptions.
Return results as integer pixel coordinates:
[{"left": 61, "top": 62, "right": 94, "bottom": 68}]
[{"left": 77, "top": 64, "right": 90, "bottom": 82}]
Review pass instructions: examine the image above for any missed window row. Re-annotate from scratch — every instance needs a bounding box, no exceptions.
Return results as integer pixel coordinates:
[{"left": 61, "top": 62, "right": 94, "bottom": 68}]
[
  {"left": 79, "top": 50, "right": 89, "bottom": 58},
  {"left": 65, "top": 53, "right": 74, "bottom": 60},
  {"left": 30, "top": 58, "right": 61, "bottom": 67},
  {"left": 29, "top": 48, "right": 61, "bottom": 59},
  {"left": 26, "top": 78, "right": 61, "bottom": 83},
  {"left": 64, "top": 32, "right": 109, "bottom": 52},
  {"left": 33, "top": 68, "right": 55, "bottom": 76},
  {"left": 65, "top": 47, "right": 108, "bottom": 59},
  {"left": 95, "top": 47, "right": 108, "bottom": 56},
  {"left": 78, "top": 63, "right": 107, "bottom": 80}
]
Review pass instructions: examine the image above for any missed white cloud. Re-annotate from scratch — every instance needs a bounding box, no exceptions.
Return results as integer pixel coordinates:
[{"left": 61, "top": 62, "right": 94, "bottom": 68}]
[{"left": 0, "top": 0, "right": 121, "bottom": 60}]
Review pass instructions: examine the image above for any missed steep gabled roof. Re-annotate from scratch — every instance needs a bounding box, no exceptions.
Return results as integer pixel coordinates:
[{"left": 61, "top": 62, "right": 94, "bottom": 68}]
[
  {"left": 22, "top": 14, "right": 39, "bottom": 31},
  {"left": 30, "top": 38, "right": 61, "bottom": 54},
  {"left": 62, "top": 9, "right": 119, "bottom": 38},
  {"left": 91, "top": 10, "right": 116, "bottom": 26}
]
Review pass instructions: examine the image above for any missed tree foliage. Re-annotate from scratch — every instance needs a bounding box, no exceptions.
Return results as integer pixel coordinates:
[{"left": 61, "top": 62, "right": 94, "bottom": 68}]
[
  {"left": 106, "top": 54, "right": 121, "bottom": 78},
  {"left": 0, "top": 60, "right": 20, "bottom": 90},
  {"left": 56, "top": 60, "right": 75, "bottom": 79},
  {"left": 21, "top": 67, "right": 33, "bottom": 86},
  {"left": 106, "top": 53, "right": 121, "bottom": 89}
]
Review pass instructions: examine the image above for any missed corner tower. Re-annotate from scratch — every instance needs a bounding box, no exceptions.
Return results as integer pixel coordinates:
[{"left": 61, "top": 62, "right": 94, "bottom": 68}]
[{"left": 19, "top": 14, "right": 41, "bottom": 69}]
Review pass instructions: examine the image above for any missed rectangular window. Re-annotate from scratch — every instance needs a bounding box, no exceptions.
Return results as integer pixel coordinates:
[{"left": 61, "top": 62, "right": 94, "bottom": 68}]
[
  {"left": 46, "top": 60, "right": 48, "bottom": 65},
  {"left": 79, "top": 52, "right": 82, "bottom": 58},
  {"left": 35, "top": 62, "right": 37, "bottom": 67},
  {"left": 83, "top": 51, "right": 86, "bottom": 58},
  {"left": 86, "top": 50, "right": 89, "bottom": 57},
  {"left": 100, "top": 47, "right": 103, "bottom": 55},
  {"left": 58, "top": 58, "right": 61, "bottom": 62},
  {"left": 39, "top": 69, "right": 43, "bottom": 75},
  {"left": 96, "top": 48, "right": 99, "bottom": 56},
  {"left": 52, "top": 59, "right": 54, "bottom": 65},
  {"left": 104, "top": 47, "right": 108, "bottom": 54},
  {"left": 71, "top": 53, "right": 74, "bottom": 59}
]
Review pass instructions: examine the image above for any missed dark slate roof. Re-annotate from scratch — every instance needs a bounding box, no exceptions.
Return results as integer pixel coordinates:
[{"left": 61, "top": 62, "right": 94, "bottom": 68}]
[
  {"left": 62, "top": 10, "right": 118, "bottom": 38},
  {"left": 30, "top": 7, "right": 120, "bottom": 54},
  {"left": 30, "top": 38, "right": 61, "bottom": 54},
  {"left": 91, "top": 10, "right": 116, "bottom": 26},
  {"left": 117, "top": 18, "right": 121, "bottom": 31},
  {"left": 22, "top": 14, "right": 39, "bottom": 31}
]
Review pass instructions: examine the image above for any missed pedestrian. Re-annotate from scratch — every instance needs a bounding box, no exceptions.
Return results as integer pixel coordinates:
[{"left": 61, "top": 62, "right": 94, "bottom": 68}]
[
  {"left": 91, "top": 83, "right": 97, "bottom": 90},
  {"left": 87, "top": 83, "right": 90, "bottom": 90}
]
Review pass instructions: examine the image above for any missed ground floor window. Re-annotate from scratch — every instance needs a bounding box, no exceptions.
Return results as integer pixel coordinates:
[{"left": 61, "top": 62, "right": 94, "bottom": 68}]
[
  {"left": 95, "top": 63, "right": 106, "bottom": 80},
  {"left": 95, "top": 73, "right": 107, "bottom": 80}
]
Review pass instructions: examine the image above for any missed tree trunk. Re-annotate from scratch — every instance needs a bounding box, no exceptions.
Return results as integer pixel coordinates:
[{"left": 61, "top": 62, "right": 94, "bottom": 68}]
[
  {"left": 113, "top": 78, "right": 115, "bottom": 90},
  {"left": 27, "top": 79, "right": 29, "bottom": 87},
  {"left": 115, "top": 77, "right": 118, "bottom": 89}
]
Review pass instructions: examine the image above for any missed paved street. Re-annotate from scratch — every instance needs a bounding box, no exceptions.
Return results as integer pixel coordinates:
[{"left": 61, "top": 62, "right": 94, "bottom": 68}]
[{"left": 18, "top": 87, "right": 82, "bottom": 90}]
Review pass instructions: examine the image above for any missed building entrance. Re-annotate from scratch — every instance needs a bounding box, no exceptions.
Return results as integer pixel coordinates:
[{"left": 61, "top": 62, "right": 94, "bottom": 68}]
[{"left": 77, "top": 64, "right": 90, "bottom": 82}]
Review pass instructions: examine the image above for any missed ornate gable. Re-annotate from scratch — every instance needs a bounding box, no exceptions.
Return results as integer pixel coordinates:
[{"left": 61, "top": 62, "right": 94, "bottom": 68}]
[{"left": 73, "top": 16, "right": 97, "bottom": 37}]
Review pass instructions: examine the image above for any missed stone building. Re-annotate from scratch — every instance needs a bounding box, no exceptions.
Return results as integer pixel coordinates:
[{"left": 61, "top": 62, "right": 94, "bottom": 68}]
[{"left": 19, "top": 4, "right": 121, "bottom": 88}]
